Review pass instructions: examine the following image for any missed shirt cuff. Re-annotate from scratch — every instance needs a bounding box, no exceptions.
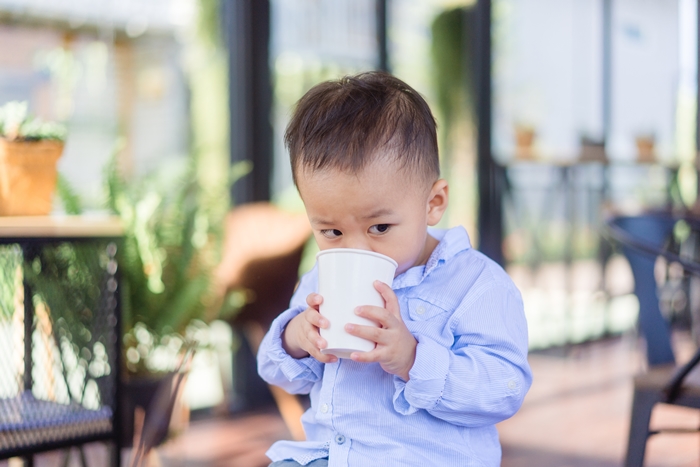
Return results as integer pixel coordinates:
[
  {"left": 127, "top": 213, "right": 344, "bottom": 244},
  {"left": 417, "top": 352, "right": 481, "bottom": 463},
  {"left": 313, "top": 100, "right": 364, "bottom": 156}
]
[
  {"left": 392, "top": 334, "right": 450, "bottom": 415},
  {"left": 266, "top": 306, "right": 324, "bottom": 382}
]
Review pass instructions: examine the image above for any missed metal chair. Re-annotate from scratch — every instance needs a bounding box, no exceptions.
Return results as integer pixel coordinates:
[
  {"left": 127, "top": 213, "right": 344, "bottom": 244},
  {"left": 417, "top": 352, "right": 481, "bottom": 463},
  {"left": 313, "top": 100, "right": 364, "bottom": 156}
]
[
  {"left": 127, "top": 344, "right": 195, "bottom": 467},
  {"left": 606, "top": 212, "right": 700, "bottom": 466},
  {"left": 0, "top": 239, "right": 122, "bottom": 467}
]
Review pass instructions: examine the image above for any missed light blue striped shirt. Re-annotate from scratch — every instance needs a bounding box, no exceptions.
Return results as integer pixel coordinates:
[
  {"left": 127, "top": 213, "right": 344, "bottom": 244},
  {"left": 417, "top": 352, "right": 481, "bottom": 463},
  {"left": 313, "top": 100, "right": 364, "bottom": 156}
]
[{"left": 257, "top": 226, "right": 532, "bottom": 467}]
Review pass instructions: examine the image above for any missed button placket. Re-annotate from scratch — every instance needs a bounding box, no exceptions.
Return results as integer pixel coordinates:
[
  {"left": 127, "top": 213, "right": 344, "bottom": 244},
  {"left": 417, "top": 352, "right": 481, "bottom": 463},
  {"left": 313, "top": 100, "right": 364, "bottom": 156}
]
[
  {"left": 317, "top": 359, "right": 339, "bottom": 420},
  {"left": 328, "top": 431, "right": 351, "bottom": 464}
]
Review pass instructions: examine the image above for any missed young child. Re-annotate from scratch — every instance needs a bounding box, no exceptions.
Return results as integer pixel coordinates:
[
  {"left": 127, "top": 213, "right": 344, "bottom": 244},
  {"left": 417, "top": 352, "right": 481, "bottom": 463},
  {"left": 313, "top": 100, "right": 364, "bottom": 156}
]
[{"left": 257, "top": 72, "right": 532, "bottom": 467}]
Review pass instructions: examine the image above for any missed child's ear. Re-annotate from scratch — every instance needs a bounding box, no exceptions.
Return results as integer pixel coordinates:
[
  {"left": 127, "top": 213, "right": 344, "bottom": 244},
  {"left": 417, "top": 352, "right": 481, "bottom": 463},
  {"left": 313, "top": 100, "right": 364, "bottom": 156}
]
[{"left": 426, "top": 179, "right": 449, "bottom": 226}]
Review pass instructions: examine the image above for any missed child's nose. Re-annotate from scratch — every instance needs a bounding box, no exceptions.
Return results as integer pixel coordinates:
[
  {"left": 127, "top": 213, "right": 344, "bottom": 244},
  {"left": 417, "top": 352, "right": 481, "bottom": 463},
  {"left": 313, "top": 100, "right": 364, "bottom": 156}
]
[{"left": 343, "top": 236, "right": 371, "bottom": 251}]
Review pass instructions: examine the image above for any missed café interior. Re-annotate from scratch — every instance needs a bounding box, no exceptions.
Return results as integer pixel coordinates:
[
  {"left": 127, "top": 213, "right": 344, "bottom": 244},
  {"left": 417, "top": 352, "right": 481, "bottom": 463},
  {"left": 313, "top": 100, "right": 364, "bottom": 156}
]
[{"left": 0, "top": 0, "right": 699, "bottom": 466}]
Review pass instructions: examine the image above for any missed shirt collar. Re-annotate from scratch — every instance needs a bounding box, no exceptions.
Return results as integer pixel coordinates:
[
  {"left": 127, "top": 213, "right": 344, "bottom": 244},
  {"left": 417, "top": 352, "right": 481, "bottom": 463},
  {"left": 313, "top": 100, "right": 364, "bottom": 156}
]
[{"left": 392, "top": 226, "right": 472, "bottom": 290}]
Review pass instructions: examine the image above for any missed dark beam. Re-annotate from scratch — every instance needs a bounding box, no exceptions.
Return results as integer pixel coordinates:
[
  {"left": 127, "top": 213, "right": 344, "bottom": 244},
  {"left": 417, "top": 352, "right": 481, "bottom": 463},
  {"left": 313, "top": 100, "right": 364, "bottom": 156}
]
[
  {"left": 221, "top": 0, "right": 275, "bottom": 414},
  {"left": 696, "top": 0, "right": 700, "bottom": 157},
  {"left": 376, "top": 0, "right": 389, "bottom": 72},
  {"left": 603, "top": 0, "right": 612, "bottom": 143},
  {"left": 23, "top": 281, "right": 33, "bottom": 393},
  {"left": 475, "top": 0, "right": 503, "bottom": 265},
  {"left": 224, "top": 0, "right": 273, "bottom": 204}
]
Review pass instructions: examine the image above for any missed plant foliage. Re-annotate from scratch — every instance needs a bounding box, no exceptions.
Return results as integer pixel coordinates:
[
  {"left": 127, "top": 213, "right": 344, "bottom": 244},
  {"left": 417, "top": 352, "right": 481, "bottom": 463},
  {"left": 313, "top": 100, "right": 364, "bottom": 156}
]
[
  {"left": 104, "top": 156, "right": 236, "bottom": 375},
  {"left": 0, "top": 101, "right": 67, "bottom": 142},
  {"left": 430, "top": 6, "right": 476, "bottom": 132},
  {"left": 21, "top": 241, "right": 117, "bottom": 406}
]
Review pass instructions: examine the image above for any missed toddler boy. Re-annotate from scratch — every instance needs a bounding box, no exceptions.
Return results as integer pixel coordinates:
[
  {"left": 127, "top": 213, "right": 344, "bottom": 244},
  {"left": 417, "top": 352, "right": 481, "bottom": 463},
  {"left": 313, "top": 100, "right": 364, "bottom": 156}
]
[{"left": 257, "top": 72, "right": 532, "bottom": 467}]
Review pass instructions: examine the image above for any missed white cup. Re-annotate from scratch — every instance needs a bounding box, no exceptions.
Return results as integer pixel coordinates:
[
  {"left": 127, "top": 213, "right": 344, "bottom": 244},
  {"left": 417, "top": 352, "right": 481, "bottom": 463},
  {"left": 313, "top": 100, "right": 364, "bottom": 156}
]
[{"left": 316, "top": 248, "right": 398, "bottom": 359}]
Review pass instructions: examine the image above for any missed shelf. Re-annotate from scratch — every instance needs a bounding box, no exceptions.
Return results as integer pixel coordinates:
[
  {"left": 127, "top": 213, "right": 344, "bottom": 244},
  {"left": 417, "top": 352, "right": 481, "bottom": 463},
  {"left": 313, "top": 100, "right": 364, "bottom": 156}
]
[
  {"left": 0, "top": 214, "right": 123, "bottom": 238},
  {"left": 501, "top": 159, "right": 683, "bottom": 169}
]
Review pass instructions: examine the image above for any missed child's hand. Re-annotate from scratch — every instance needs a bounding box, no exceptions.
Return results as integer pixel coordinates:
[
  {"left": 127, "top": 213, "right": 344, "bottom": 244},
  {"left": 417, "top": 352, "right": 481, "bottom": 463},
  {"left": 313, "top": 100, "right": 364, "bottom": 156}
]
[
  {"left": 345, "top": 281, "right": 416, "bottom": 381},
  {"left": 282, "top": 293, "right": 338, "bottom": 364}
]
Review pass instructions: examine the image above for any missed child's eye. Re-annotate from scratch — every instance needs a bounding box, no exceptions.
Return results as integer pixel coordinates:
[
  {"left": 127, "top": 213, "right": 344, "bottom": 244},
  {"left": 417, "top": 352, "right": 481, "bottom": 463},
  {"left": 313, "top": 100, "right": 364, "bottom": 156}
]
[
  {"left": 369, "top": 224, "right": 390, "bottom": 234},
  {"left": 321, "top": 229, "right": 343, "bottom": 239}
]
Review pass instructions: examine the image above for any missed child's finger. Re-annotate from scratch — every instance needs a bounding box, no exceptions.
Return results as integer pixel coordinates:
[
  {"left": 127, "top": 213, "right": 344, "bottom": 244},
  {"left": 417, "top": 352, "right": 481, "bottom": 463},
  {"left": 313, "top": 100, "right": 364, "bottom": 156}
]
[
  {"left": 308, "top": 346, "right": 338, "bottom": 363},
  {"left": 354, "top": 305, "right": 393, "bottom": 329},
  {"left": 299, "top": 327, "right": 334, "bottom": 362},
  {"left": 345, "top": 322, "right": 387, "bottom": 345},
  {"left": 306, "top": 293, "right": 324, "bottom": 309},
  {"left": 374, "top": 280, "right": 400, "bottom": 318},
  {"left": 306, "top": 327, "right": 327, "bottom": 350},
  {"left": 304, "top": 307, "right": 330, "bottom": 329},
  {"left": 349, "top": 348, "right": 380, "bottom": 363},
  {"left": 302, "top": 322, "right": 337, "bottom": 363}
]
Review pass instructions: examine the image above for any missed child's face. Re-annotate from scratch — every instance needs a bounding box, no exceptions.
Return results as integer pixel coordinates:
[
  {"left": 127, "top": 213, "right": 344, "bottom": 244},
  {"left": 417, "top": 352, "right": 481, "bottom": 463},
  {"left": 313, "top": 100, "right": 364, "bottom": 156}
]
[{"left": 296, "top": 158, "right": 448, "bottom": 276}]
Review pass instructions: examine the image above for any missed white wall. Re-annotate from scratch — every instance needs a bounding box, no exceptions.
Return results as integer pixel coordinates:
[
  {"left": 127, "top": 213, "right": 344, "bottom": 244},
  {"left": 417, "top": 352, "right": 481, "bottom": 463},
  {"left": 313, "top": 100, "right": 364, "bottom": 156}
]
[
  {"left": 609, "top": 0, "right": 679, "bottom": 161},
  {"left": 493, "top": 0, "right": 681, "bottom": 164}
]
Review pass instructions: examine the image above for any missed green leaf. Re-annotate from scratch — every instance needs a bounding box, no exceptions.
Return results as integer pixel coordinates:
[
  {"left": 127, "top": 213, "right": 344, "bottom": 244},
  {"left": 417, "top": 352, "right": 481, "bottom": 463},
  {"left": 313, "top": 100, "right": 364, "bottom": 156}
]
[
  {"left": 56, "top": 174, "right": 83, "bottom": 215},
  {"left": 0, "top": 101, "right": 66, "bottom": 141},
  {"left": 153, "top": 276, "right": 210, "bottom": 333}
]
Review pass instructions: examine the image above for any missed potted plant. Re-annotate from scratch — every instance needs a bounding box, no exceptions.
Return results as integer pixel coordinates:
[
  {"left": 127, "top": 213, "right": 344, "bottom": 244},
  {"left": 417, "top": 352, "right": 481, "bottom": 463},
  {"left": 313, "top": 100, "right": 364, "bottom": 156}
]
[
  {"left": 635, "top": 133, "right": 656, "bottom": 163},
  {"left": 49, "top": 155, "right": 242, "bottom": 446},
  {"left": 102, "top": 156, "right": 243, "bottom": 445},
  {"left": 0, "top": 101, "right": 67, "bottom": 215}
]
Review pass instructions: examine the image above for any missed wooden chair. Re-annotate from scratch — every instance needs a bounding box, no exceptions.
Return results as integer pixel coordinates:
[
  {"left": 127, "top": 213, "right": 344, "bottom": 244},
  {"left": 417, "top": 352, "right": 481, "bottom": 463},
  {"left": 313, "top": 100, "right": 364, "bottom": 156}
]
[
  {"left": 606, "top": 213, "right": 700, "bottom": 466},
  {"left": 214, "top": 202, "right": 312, "bottom": 441}
]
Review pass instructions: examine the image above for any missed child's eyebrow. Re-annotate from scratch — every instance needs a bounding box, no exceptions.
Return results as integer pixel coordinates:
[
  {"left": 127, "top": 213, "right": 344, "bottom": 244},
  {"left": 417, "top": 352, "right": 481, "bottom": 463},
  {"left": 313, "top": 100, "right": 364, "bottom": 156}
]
[
  {"left": 309, "top": 209, "right": 394, "bottom": 225},
  {"left": 309, "top": 217, "right": 333, "bottom": 226},
  {"left": 362, "top": 208, "right": 394, "bottom": 220}
]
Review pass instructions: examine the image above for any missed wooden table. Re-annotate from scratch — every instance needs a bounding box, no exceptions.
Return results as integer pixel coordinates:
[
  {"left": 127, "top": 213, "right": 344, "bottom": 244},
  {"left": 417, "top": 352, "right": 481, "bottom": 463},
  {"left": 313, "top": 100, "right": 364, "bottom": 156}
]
[{"left": 0, "top": 215, "right": 123, "bottom": 239}]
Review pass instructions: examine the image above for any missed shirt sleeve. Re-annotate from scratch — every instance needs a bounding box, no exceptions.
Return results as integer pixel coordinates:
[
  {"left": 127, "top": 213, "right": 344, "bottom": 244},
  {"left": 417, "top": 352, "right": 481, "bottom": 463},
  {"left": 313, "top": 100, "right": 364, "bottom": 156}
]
[
  {"left": 256, "top": 266, "right": 324, "bottom": 395},
  {"left": 392, "top": 282, "right": 532, "bottom": 427}
]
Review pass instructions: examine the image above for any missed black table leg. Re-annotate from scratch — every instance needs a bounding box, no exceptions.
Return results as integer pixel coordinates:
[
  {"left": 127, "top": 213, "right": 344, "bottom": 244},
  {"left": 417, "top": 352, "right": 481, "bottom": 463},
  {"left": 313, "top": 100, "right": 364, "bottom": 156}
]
[{"left": 23, "top": 281, "right": 34, "bottom": 394}]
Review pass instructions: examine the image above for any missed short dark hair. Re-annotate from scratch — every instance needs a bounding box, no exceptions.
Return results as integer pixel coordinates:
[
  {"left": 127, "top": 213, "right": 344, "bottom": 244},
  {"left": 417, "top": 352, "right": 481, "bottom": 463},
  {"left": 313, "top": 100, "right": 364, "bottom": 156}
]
[{"left": 285, "top": 71, "right": 439, "bottom": 185}]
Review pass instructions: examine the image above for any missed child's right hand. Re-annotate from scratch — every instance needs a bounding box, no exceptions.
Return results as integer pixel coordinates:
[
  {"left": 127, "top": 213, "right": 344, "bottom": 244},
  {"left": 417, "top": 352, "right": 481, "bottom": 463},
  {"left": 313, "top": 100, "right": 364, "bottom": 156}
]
[{"left": 282, "top": 293, "right": 338, "bottom": 363}]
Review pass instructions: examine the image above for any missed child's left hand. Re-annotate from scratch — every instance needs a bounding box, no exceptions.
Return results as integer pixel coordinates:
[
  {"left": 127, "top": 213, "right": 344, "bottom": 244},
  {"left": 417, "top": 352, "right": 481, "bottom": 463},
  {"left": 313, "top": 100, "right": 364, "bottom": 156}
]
[{"left": 345, "top": 280, "right": 416, "bottom": 381}]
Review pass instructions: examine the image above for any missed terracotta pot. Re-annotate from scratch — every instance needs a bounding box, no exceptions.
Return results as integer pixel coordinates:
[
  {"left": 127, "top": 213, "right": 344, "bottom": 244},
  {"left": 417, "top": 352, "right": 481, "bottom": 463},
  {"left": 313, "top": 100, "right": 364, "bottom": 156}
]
[
  {"left": 636, "top": 136, "right": 655, "bottom": 163},
  {"left": 514, "top": 126, "right": 536, "bottom": 160},
  {"left": 0, "top": 138, "right": 64, "bottom": 216}
]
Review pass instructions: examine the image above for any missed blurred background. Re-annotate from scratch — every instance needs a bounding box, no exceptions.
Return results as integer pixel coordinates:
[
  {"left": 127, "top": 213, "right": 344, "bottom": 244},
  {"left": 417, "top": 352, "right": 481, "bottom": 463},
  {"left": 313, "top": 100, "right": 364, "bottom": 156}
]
[{"left": 1, "top": 0, "right": 700, "bottom": 466}]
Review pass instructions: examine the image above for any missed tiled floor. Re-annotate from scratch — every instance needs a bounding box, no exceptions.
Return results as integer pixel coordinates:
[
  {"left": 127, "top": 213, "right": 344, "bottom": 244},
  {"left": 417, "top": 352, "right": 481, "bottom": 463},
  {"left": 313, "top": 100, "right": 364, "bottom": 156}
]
[
  {"left": 155, "top": 332, "right": 700, "bottom": 467},
  {"left": 156, "top": 411, "right": 292, "bottom": 467},
  {"left": 498, "top": 333, "right": 699, "bottom": 467},
  {"left": 4, "top": 332, "right": 699, "bottom": 467}
]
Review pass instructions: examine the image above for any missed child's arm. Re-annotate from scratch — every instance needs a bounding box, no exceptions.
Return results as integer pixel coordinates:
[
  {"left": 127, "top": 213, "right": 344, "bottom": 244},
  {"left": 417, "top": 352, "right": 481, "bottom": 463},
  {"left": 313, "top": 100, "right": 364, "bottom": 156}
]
[
  {"left": 349, "top": 280, "right": 532, "bottom": 428},
  {"left": 394, "top": 284, "right": 532, "bottom": 427},
  {"left": 257, "top": 267, "right": 331, "bottom": 395}
]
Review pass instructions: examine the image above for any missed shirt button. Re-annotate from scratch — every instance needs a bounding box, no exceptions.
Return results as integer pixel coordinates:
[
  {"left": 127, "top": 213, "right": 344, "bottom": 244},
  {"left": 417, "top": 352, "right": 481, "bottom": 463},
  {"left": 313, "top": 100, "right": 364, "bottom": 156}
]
[
  {"left": 321, "top": 403, "right": 329, "bottom": 413},
  {"left": 335, "top": 434, "right": 346, "bottom": 445},
  {"left": 416, "top": 305, "right": 426, "bottom": 315},
  {"left": 507, "top": 380, "right": 517, "bottom": 390}
]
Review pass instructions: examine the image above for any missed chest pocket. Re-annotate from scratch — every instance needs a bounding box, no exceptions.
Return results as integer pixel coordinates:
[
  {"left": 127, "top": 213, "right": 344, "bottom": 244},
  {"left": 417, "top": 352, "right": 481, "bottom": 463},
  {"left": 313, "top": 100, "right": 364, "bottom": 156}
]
[{"left": 406, "top": 297, "right": 448, "bottom": 322}]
